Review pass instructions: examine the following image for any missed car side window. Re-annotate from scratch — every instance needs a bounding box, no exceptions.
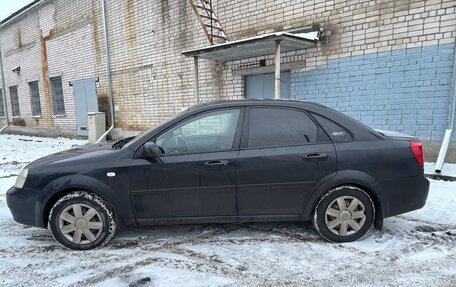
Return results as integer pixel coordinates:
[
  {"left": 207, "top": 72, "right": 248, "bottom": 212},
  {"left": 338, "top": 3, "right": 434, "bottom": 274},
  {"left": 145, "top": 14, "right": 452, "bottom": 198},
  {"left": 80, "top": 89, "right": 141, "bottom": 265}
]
[
  {"left": 155, "top": 109, "right": 241, "bottom": 155},
  {"left": 311, "top": 113, "right": 354, "bottom": 142},
  {"left": 247, "top": 108, "right": 318, "bottom": 148}
]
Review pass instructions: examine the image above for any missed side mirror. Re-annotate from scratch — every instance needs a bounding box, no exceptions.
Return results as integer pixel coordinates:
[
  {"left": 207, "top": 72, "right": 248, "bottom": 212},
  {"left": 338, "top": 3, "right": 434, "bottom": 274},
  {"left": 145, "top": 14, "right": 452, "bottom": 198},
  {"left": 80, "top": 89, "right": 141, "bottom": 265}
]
[{"left": 144, "top": 142, "right": 163, "bottom": 158}]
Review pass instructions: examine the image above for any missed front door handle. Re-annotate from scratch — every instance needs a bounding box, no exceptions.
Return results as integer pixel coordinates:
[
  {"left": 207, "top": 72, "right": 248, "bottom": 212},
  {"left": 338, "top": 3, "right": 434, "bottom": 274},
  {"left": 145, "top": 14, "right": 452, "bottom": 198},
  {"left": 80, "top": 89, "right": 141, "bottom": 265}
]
[
  {"left": 204, "top": 160, "right": 229, "bottom": 167},
  {"left": 302, "top": 153, "right": 328, "bottom": 161}
]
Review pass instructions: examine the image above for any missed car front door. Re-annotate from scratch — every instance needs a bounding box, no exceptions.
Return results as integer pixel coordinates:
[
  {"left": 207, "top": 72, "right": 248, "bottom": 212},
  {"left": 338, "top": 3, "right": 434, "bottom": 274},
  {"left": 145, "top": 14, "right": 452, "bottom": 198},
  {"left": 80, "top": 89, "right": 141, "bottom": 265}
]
[
  {"left": 237, "top": 107, "right": 337, "bottom": 216},
  {"left": 130, "top": 108, "right": 243, "bottom": 220}
]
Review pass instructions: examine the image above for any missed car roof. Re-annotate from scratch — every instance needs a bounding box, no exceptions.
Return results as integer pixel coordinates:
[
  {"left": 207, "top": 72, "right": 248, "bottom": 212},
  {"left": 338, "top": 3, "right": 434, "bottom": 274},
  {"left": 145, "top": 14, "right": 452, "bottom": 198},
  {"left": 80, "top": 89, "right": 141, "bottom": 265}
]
[
  {"left": 188, "top": 98, "right": 328, "bottom": 111},
  {"left": 127, "top": 98, "right": 385, "bottom": 151}
]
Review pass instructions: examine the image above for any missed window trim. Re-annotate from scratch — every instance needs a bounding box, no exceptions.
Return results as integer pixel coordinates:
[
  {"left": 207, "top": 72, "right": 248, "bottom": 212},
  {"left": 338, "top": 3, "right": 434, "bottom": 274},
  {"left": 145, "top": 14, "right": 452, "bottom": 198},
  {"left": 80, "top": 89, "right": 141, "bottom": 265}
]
[
  {"left": 28, "top": 80, "right": 42, "bottom": 117},
  {"left": 0, "top": 88, "right": 4, "bottom": 119},
  {"left": 9, "top": 85, "right": 20, "bottom": 118},
  {"left": 147, "top": 107, "right": 246, "bottom": 158},
  {"left": 240, "top": 106, "right": 328, "bottom": 150},
  {"left": 49, "top": 76, "right": 66, "bottom": 116},
  {"left": 27, "top": 76, "right": 40, "bottom": 83},
  {"left": 309, "top": 112, "right": 355, "bottom": 143}
]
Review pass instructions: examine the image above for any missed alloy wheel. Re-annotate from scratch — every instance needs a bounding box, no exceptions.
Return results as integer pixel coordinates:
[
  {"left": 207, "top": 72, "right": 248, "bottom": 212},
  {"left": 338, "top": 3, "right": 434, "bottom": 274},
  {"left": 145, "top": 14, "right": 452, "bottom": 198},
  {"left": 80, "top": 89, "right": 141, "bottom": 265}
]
[
  {"left": 324, "top": 196, "right": 367, "bottom": 236},
  {"left": 58, "top": 203, "right": 103, "bottom": 244}
]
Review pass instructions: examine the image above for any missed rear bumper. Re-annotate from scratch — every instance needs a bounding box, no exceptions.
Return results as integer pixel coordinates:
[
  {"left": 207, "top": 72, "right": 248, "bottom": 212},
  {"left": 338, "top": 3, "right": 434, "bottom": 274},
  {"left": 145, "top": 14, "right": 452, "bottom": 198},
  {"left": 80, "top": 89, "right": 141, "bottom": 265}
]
[
  {"left": 373, "top": 174, "right": 430, "bottom": 218},
  {"left": 6, "top": 186, "right": 44, "bottom": 228}
]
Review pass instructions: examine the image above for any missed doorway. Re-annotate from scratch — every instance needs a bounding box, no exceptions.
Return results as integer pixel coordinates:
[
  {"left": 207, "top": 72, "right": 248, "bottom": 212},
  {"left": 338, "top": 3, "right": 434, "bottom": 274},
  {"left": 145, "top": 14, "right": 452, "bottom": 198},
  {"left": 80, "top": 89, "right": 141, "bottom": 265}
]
[
  {"left": 72, "top": 78, "right": 99, "bottom": 136},
  {"left": 245, "top": 71, "right": 291, "bottom": 99}
]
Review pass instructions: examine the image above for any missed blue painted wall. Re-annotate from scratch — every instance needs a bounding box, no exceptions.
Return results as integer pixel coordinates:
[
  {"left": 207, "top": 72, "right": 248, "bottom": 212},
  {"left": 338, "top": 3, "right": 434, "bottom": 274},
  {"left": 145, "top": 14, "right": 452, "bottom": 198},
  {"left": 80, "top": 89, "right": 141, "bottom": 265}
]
[{"left": 291, "top": 43, "right": 455, "bottom": 141}]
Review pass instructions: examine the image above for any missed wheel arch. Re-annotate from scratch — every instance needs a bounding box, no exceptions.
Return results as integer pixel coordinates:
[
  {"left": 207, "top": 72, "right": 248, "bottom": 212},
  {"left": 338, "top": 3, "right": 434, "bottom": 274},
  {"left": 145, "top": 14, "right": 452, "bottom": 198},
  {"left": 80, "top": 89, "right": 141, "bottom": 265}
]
[
  {"left": 303, "top": 171, "right": 384, "bottom": 230},
  {"left": 39, "top": 175, "right": 134, "bottom": 229}
]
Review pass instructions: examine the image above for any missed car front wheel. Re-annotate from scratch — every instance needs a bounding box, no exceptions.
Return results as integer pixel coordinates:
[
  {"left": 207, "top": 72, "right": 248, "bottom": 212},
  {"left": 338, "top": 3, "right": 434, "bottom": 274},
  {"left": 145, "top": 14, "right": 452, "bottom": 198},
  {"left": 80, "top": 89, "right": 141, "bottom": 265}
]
[
  {"left": 48, "top": 191, "right": 116, "bottom": 250},
  {"left": 313, "top": 186, "right": 374, "bottom": 242}
]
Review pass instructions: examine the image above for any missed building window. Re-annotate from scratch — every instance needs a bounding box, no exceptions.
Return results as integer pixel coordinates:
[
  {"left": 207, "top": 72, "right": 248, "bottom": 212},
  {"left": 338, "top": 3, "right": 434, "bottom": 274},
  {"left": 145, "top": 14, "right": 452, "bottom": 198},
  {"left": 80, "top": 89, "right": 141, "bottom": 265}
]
[
  {"left": 10, "top": 86, "right": 20, "bottom": 118},
  {"left": 50, "top": 76, "right": 65, "bottom": 116},
  {"left": 0, "top": 89, "right": 4, "bottom": 118},
  {"left": 29, "top": 81, "right": 42, "bottom": 117}
]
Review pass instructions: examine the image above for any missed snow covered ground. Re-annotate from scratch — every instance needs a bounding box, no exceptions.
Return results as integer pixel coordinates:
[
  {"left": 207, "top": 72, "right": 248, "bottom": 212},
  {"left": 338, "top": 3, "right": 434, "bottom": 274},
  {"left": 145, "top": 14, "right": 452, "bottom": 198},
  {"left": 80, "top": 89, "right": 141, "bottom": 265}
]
[{"left": 0, "top": 134, "right": 455, "bottom": 287}]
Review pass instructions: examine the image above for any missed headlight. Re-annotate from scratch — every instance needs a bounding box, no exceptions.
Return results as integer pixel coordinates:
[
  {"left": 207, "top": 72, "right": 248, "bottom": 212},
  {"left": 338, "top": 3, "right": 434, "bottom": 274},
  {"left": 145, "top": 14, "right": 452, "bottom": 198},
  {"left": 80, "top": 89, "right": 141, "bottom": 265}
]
[{"left": 14, "top": 168, "right": 29, "bottom": 189}]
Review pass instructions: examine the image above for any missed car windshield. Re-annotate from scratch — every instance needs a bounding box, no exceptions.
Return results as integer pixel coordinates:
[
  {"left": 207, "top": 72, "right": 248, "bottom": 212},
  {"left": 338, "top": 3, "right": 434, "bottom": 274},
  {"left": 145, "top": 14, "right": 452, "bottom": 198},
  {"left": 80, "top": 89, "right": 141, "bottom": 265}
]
[
  {"left": 111, "top": 136, "right": 137, "bottom": 149},
  {"left": 119, "top": 107, "right": 192, "bottom": 150},
  {"left": 118, "top": 131, "right": 151, "bottom": 149}
]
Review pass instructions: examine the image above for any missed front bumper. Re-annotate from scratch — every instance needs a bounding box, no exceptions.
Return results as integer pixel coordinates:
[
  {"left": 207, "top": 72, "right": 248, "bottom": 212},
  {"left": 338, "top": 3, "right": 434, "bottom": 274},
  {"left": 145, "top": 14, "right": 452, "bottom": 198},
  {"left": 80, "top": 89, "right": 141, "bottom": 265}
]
[
  {"left": 373, "top": 174, "right": 430, "bottom": 218},
  {"left": 6, "top": 186, "right": 43, "bottom": 227}
]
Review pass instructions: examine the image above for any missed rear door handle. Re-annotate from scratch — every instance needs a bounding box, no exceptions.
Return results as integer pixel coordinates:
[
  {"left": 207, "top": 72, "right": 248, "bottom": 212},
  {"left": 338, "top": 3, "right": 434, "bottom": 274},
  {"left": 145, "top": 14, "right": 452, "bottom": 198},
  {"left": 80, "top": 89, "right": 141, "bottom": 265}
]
[
  {"left": 302, "top": 153, "right": 328, "bottom": 161},
  {"left": 204, "top": 160, "right": 229, "bottom": 167}
]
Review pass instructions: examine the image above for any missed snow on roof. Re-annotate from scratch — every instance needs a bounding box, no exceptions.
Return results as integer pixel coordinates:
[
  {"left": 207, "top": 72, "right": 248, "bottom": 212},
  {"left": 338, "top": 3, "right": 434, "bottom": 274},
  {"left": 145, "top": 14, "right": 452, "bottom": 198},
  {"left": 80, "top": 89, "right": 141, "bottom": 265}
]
[{"left": 182, "top": 30, "right": 319, "bottom": 62}]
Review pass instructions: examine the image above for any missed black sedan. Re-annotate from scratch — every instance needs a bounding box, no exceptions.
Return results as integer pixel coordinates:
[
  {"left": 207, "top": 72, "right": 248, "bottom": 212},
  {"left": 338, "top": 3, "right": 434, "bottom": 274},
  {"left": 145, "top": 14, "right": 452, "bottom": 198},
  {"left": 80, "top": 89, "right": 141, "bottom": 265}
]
[{"left": 7, "top": 99, "right": 430, "bottom": 250}]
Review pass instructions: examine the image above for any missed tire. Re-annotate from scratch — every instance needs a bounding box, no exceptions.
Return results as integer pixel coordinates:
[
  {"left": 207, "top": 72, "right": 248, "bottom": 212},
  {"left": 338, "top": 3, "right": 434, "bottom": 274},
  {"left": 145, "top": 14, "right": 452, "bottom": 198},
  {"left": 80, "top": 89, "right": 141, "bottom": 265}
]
[
  {"left": 313, "top": 186, "right": 374, "bottom": 243},
  {"left": 48, "top": 191, "right": 116, "bottom": 250}
]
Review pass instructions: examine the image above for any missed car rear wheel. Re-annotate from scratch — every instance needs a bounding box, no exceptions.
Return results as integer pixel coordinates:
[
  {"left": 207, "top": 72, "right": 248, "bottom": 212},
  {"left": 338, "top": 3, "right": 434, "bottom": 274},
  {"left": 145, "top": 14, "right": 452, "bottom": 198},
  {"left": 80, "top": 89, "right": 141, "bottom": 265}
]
[
  {"left": 48, "top": 191, "right": 116, "bottom": 250},
  {"left": 313, "top": 186, "right": 374, "bottom": 242}
]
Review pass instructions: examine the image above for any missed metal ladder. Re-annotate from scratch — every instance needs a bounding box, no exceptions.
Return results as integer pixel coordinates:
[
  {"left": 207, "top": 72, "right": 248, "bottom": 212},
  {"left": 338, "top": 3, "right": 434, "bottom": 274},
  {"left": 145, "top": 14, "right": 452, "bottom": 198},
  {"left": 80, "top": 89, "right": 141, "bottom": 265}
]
[{"left": 188, "top": 0, "right": 227, "bottom": 45}]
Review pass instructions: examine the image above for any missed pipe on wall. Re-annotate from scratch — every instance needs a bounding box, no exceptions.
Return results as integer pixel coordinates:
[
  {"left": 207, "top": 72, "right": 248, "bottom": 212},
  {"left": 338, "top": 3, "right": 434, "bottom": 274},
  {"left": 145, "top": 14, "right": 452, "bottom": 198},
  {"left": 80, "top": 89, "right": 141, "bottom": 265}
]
[
  {"left": 96, "top": 0, "right": 115, "bottom": 143},
  {"left": 0, "top": 47, "right": 9, "bottom": 133},
  {"left": 435, "top": 44, "right": 456, "bottom": 174},
  {"left": 194, "top": 56, "right": 200, "bottom": 104},
  {"left": 274, "top": 39, "right": 281, "bottom": 99}
]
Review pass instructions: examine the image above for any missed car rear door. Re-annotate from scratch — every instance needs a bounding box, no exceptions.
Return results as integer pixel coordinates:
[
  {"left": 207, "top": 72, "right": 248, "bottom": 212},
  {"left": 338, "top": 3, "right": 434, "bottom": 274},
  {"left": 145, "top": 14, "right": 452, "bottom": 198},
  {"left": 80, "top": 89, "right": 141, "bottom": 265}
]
[{"left": 236, "top": 106, "right": 337, "bottom": 215}]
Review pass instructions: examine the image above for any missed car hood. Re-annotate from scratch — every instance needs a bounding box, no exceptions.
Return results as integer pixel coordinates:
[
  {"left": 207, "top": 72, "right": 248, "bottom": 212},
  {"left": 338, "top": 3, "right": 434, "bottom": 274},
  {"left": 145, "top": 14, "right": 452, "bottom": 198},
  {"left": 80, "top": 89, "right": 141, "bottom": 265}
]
[
  {"left": 26, "top": 143, "right": 115, "bottom": 169},
  {"left": 374, "top": 129, "right": 416, "bottom": 140}
]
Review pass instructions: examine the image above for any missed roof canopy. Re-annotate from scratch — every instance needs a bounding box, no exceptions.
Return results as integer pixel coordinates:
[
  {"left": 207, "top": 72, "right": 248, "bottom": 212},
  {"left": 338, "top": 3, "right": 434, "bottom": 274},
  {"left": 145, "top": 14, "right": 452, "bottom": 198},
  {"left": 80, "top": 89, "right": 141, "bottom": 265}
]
[{"left": 182, "top": 31, "right": 319, "bottom": 62}]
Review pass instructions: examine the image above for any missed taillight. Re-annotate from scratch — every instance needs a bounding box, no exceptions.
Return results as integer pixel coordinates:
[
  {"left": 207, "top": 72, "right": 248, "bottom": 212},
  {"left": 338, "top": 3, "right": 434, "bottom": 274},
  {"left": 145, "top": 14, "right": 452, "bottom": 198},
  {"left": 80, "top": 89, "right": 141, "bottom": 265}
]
[{"left": 410, "top": 140, "right": 424, "bottom": 168}]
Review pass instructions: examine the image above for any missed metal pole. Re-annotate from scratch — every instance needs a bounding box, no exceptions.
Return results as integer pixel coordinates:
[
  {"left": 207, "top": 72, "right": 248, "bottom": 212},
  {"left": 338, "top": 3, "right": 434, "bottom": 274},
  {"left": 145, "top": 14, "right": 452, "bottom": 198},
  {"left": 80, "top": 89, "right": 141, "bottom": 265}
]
[
  {"left": 96, "top": 0, "right": 115, "bottom": 143},
  {"left": 449, "top": 65, "right": 456, "bottom": 131},
  {"left": 0, "top": 47, "right": 9, "bottom": 133},
  {"left": 274, "top": 39, "right": 281, "bottom": 99},
  {"left": 194, "top": 56, "right": 200, "bottom": 104},
  {"left": 435, "top": 42, "right": 456, "bottom": 173}
]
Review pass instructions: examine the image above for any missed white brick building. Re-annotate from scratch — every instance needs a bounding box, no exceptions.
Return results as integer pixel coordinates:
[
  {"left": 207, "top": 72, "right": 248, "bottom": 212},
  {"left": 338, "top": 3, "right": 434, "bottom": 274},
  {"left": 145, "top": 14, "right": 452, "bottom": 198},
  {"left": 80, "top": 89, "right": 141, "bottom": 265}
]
[{"left": 0, "top": 0, "right": 455, "bottom": 160}]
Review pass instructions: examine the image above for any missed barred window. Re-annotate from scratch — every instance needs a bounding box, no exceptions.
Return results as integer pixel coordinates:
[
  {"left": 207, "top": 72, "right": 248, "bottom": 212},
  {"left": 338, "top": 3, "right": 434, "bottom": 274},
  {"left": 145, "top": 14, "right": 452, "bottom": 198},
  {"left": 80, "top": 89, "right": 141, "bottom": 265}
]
[
  {"left": 0, "top": 89, "right": 4, "bottom": 118},
  {"left": 10, "top": 86, "right": 20, "bottom": 117},
  {"left": 50, "top": 76, "right": 65, "bottom": 116},
  {"left": 29, "top": 81, "right": 42, "bottom": 116}
]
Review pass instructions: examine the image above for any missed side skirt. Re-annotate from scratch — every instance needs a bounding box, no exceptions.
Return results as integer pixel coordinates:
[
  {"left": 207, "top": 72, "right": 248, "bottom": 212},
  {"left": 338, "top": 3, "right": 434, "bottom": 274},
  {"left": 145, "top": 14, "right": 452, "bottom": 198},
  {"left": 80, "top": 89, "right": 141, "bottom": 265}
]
[{"left": 136, "top": 214, "right": 304, "bottom": 226}]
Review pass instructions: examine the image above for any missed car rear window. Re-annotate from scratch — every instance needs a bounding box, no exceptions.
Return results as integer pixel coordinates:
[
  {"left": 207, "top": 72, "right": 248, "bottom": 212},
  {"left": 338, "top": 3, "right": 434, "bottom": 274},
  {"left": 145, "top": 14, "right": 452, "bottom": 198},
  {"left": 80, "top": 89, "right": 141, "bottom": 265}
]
[
  {"left": 311, "top": 113, "right": 353, "bottom": 143},
  {"left": 247, "top": 108, "right": 318, "bottom": 148}
]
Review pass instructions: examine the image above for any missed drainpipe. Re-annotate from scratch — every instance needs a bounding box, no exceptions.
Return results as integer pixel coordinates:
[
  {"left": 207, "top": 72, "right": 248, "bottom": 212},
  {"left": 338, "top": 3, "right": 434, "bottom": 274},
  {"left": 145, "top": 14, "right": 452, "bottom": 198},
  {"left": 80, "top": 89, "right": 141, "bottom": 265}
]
[
  {"left": 96, "top": 0, "right": 115, "bottom": 143},
  {"left": 274, "top": 39, "right": 281, "bottom": 99},
  {"left": 194, "top": 56, "right": 200, "bottom": 104},
  {"left": 435, "top": 45, "right": 456, "bottom": 173},
  {"left": 0, "top": 47, "right": 9, "bottom": 133}
]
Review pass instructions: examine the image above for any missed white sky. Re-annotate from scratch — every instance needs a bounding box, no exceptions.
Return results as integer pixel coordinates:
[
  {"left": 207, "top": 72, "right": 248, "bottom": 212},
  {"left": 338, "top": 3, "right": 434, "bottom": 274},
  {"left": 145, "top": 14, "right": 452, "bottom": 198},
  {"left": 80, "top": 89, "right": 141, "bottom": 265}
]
[{"left": 0, "top": 0, "right": 35, "bottom": 22}]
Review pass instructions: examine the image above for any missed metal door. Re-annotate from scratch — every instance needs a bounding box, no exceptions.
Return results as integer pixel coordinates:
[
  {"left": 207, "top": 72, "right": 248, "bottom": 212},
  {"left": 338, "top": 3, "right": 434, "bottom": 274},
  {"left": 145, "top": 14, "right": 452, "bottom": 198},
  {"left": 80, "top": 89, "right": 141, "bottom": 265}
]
[
  {"left": 245, "top": 71, "right": 290, "bottom": 99},
  {"left": 72, "top": 79, "right": 98, "bottom": 136}
]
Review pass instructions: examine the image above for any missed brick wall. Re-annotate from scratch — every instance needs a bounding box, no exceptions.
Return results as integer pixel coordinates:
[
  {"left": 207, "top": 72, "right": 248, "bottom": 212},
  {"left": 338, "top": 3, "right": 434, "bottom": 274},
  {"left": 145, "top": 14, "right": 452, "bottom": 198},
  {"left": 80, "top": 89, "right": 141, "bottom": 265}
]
[
  {"left": 215, "top": 0, "right": 456, "bottom": 142},
  {"left": 291, "top": 43, "right": 455, "bottom": 141},
  {"left": 0, "top": 0, "right": 100, "bottom": 135},
  {"left": 0, "top": 0, "right": 455, "bottom": 144},
  {"left": 105, "top": 0, "right": 218, "bottom": 131}
]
